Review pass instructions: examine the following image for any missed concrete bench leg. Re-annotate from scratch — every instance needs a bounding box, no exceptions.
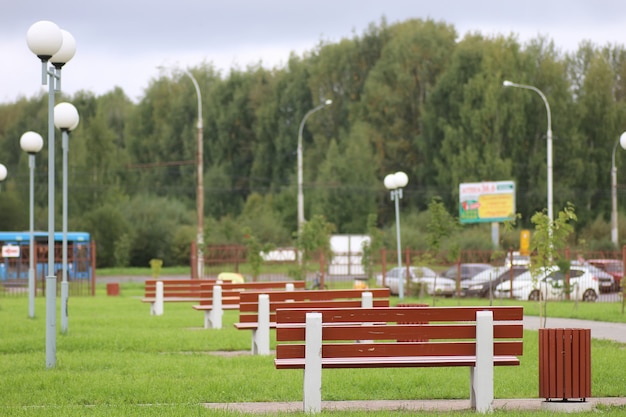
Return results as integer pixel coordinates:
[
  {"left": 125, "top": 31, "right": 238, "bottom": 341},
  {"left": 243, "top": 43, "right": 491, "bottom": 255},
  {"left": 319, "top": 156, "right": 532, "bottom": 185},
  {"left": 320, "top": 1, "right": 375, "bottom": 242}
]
[
  {"left": 304, "top": 312, "right": 322, "bottom": 414},
  {"left": 252, "top": 294, "right": 270, "bottom": 355},
  {"left": 153, "top": 281, "right": 164, "bottom": 316},
  {"left": 206, "top": 285, "right": 223, "bottom": 329},
  {"left": 471, "top": 310, "right": 494, "bottom": 413}
]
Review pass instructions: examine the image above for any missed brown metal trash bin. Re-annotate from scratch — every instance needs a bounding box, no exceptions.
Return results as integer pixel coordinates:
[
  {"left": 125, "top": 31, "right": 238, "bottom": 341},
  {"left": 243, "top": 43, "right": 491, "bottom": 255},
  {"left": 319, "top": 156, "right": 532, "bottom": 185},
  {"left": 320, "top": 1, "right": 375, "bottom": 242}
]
[
  {"left": 539, "top": 328, "right": 591, "bottom": 401},
  {"left": 106, "top": 283, "right": 120, "bottom": 296}
]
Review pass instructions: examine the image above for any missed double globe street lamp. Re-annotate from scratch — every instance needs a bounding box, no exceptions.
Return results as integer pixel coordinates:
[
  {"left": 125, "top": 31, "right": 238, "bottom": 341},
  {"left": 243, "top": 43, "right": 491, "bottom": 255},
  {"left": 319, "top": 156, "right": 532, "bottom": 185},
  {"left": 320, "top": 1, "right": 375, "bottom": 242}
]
[
  {"left": 20, "top": 132, "right": 44, "bottom": 319},
  {"left": 384, "top": 171, "right": 409, "bottom": 299},
  {"left": 27, "top": 19, "right": 76, "bottom": 368}
]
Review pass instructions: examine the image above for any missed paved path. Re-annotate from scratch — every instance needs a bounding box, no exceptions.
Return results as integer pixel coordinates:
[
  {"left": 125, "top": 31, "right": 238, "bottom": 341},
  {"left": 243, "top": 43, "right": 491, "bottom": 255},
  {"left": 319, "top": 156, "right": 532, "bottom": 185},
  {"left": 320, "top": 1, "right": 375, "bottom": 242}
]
[{"left": 523, "top": 316, "right": 626, "bottom": 343}]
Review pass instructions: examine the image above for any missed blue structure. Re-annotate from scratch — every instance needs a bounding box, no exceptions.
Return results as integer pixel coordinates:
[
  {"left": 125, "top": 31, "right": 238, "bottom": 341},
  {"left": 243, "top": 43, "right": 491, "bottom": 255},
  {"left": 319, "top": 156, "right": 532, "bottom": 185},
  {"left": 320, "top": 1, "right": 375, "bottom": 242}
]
[{"left": 0, "top": 231, "right": 92, "bottom": 281}]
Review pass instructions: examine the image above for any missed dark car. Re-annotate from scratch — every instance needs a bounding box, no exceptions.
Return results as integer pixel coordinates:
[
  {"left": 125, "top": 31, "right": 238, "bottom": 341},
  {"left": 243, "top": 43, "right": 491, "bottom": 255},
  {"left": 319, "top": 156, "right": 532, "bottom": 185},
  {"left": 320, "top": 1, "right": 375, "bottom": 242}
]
[
  {"left": 444, "top": 263, "right": 492, "bottom": 282},
  {"left": 461, "top": 265, "right": 528, "bottom": 298},
  {"left": 586, "top": 259, "right": 623, "bottom": 292}
]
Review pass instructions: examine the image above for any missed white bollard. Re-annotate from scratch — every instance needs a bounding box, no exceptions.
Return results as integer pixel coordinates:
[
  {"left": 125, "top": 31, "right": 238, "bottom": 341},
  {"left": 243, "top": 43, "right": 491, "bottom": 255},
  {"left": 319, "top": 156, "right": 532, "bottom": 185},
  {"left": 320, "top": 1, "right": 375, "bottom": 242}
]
[
  {"left": 304, "top": 312, "right": 322, "bottom": 414},
  {"left": 153, "top": 281, "right": 164, "bottom": 316},
  {"left": 285, "top": 283, "right": 294, "bottom": 291},
  {"left": 206, "top": 285, "right": 223, "bottom": 329},
  {"left": 471, "top": 310, "right": 494, "bottom": 413},
  {"left": 253, "top": 294, "right": 270, "bottom": 355}
]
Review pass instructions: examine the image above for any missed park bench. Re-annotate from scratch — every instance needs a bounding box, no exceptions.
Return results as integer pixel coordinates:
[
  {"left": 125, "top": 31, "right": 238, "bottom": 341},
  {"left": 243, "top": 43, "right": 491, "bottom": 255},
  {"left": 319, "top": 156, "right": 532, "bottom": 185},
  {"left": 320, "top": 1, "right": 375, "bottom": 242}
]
[
  {"left": 192, "top": 280, "right": 306, "bottom": 329},
  {"left": 235, "top": 288, "right": 390, "bottom": 355},
  {"left": 274, "top": 305, "right": 524, "bottom": 414},
  {"left": 142, "top": 278, "right": 216, "bottom": 315}
]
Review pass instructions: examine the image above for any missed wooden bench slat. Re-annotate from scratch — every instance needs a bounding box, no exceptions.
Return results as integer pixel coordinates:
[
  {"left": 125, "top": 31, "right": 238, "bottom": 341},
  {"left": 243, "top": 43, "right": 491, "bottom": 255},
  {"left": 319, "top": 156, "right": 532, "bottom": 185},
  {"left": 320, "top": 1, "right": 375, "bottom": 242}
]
[{"left": 275, "top": 355, "right": 521, "bottom": 369}]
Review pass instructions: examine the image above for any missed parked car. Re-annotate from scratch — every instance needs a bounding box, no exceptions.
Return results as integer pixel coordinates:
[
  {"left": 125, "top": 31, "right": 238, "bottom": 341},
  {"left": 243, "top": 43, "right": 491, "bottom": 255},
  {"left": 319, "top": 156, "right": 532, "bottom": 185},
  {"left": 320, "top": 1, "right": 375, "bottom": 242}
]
[
  {"left": 504, "top": 251, "right": 531, "bottom": 267},
  {"left": 493, "top": 266, "right": 599, "bottom": 302},
  {"left": 461, "top": 265, "right": 528, "bottom": 298},
  {"left": 586, "top": 259, "right": 623, "bottom": 292},
  {"left": 570, "top": 260, "right": 615, "bottom": 293},
  {"left": 376, "top": 266, "right": 456, "bottom": 297},
  {"left": 443, "top": 263, "right": 492, "bottom": 282}
]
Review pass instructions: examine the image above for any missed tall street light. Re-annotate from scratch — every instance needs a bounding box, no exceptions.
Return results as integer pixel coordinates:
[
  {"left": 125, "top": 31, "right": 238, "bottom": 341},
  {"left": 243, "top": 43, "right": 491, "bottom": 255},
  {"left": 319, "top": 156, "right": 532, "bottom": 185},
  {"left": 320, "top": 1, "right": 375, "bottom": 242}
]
[
  {"left": 611, "top": 132, "right": 626, "bottom": 247},
  {"left": 503, "top": 80, "right": 553, "bottom": 225},
  {"left": 182, "top": 70, "right": 204, "bottom": 279},
  {"left": 27, "top": 19, "right": 76, "bottom": 368},
  {"left": 297, "top": 99, "right": 332, "bottom": 236},
  {"left": 20, "top": 131, "right": 44, "bottom": 319},
  {"left": 55, "top": 102, "right": 80, "bottom": 334},
  {"left": 384, "top": 171, "right": 409, "bottom": 299}
]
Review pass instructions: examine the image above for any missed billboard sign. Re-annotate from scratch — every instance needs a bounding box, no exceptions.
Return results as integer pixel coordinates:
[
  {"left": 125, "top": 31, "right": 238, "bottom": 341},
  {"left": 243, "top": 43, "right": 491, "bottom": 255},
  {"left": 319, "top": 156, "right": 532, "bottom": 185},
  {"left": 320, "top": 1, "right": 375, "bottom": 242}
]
[{"left": 459, "top": 181, "right": 515, "bottom": 224}]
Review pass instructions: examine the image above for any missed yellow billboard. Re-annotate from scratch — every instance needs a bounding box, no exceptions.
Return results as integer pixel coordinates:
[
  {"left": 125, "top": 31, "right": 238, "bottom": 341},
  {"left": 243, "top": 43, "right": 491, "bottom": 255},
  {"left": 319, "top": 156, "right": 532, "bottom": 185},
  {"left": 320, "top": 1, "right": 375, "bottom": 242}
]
[{"left": 459, "top": 181, "right": 515, "bottom": 224}]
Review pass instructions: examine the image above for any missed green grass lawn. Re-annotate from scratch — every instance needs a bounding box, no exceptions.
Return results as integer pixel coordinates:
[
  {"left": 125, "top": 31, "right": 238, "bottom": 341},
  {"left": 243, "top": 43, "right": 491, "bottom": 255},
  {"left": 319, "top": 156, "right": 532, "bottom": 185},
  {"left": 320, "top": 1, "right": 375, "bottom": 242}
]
[{"left": 0, "top": 284, "right": 625, "bottom": 416}]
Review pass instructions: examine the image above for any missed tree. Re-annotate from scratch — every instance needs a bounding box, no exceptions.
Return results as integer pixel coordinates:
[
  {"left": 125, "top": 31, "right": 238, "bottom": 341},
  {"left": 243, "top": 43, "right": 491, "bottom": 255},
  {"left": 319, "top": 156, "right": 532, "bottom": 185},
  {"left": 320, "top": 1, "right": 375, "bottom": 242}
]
[{"left": 529, "top": 203, "right": 577, "bottom": 327}]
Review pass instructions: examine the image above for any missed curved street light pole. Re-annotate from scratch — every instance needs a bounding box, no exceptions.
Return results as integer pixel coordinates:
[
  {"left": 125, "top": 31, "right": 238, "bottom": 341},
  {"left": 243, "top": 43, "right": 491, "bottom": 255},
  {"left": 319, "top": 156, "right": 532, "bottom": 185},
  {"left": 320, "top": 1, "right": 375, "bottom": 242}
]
[
  {"left": 503, "top": 81, "right": 553, "bottom": 225},
  {"left": 297, "top": 99, "right": 332, "bottom": 236},
  {"left": 182, "top": 70, "right": 204, "bottom": 279},
  {"left": 611, "top": 132, "right": 626, "bottom": 247}
]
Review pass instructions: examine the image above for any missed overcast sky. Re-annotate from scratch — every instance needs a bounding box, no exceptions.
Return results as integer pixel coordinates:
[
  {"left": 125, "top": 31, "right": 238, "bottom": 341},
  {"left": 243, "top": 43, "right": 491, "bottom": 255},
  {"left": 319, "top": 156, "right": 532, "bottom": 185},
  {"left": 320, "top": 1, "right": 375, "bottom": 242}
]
[{"left": 3, "top": 0, "right": 626, "bottom": 104}]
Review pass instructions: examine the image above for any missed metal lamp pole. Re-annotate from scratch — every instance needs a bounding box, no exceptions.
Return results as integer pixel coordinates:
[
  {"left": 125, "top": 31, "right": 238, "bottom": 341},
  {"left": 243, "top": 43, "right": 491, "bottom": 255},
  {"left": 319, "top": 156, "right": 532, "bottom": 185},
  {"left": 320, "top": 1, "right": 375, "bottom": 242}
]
[
  {"left": 182, "top": 70, "right": 204, "bottom": 279},
  {"left": 297, "top": 99, "right": 332, "bottom": 236},
  {"left": 611, "top": 132, "right": 626, "bottom": 247},
  {"left": 20, "top": 131, "right": 44, "bottom": 319},
  {"left": 55, "top": 102, "right": 80, "bottom": 334},
  {"left": 384, "top": 172, "right": 409, "bottom": 299},
  {"left": 503, "top": 81, "right": 553, "bottom": 224},
  {"left": 27, "top": 20, "right": 76, "bottom": 368}
]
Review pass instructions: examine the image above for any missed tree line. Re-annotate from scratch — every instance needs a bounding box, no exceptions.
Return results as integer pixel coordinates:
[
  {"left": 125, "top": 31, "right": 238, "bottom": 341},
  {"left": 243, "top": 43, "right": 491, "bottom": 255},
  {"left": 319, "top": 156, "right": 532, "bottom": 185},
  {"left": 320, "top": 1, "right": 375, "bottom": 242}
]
[{"left": 1, "top": 17, "right": 626, "bottom": 268}]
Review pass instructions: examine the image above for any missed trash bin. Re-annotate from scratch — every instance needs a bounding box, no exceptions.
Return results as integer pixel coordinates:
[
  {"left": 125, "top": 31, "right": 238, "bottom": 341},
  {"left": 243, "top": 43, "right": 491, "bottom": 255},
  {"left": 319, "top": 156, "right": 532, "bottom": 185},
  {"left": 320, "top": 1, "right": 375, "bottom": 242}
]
[
  {"left": 539, "top": 328, "right": 591, "bottom": 401},
  {"left": 106, "top": 283, "right": 120, "bottom": 296}
]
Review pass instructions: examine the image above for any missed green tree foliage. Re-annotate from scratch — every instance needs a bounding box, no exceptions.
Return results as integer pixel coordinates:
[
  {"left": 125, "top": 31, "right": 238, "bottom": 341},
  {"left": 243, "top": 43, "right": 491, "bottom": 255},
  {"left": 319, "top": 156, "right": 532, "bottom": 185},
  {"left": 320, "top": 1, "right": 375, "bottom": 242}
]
[{"left": 3, "top": 18, "right": 626, "bottom": 265}]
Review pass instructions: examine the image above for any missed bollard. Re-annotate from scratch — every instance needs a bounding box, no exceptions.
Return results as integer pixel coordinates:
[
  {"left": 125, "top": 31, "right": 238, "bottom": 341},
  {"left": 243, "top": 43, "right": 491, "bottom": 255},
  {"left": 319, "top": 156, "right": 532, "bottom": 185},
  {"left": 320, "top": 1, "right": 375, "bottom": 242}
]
[{"left": 304, "top": 312, "right": 322, "bottom": 413}]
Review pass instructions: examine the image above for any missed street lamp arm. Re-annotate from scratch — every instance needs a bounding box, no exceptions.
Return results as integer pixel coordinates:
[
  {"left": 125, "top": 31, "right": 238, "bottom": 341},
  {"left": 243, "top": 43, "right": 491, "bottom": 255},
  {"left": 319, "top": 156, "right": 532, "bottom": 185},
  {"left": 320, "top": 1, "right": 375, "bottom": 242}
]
[
  {"left": 183, "top": 69, "right": 203, "bottom": 129},
  {"left": 503, "top": 81, "right": 551, "bottom": 134}
]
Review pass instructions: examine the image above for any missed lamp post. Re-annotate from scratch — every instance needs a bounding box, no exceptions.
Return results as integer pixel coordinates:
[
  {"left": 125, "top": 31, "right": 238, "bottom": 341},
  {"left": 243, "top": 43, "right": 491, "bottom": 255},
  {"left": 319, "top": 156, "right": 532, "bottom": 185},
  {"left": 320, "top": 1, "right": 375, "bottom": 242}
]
[
  {"left": 297, "top": 99, "right": 332, "bottom": 236},
  {"left": 55, "top": 102, "right": 79, "bottom": 334},
  {"left": 384, "top": 171, "right": 409, "bottom": 299},
  {"left": 503, "top": 80, "right": 553, "bottom": 225},
  {"left": 27, "top": 20, "right": 76, "bottom": 368},
  {"left": 611, "top": 132, "right": 626, "bottom": 247},
  {"left": 183, "top": 70, "right": 204, "bottom": 279},
  {"left": 20, "top": 131, "right": 44, "bottom": 319},
  {"left": 0, "top": 164, "right": 6, "bottom": 186}
]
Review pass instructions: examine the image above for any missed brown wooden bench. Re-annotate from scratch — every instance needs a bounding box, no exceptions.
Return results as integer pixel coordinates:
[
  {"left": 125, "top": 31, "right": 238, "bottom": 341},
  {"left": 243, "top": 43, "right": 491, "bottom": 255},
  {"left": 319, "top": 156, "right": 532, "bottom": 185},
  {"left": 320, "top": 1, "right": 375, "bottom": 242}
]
[
  {"left": 275, "top": 305, "right": 523, "bottom": 413},
  {"left": 192, "top": 280, "right": 306, "bottom": 329},
  {"left": 141, "top": 279, "right": 216, "bottom": 315},
  {"left": 235, "top": 288, "right": 391, "bottom": 354}
]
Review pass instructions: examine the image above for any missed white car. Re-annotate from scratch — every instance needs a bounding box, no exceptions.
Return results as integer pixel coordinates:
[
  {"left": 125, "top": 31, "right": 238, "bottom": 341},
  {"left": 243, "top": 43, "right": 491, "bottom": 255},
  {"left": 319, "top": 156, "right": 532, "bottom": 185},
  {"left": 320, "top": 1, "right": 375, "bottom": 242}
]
[
  {"left": 376, "top": 266, "right": 456, "bottom": 297},
  {"left": 494, "top": 266, "right": 599, "bottom": 302}
]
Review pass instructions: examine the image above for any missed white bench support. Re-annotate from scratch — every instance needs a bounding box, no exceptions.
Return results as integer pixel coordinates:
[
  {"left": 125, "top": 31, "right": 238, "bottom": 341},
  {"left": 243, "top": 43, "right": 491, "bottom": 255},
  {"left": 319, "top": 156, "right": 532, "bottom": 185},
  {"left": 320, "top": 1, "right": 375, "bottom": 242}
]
[
  {"left": 304, "top": 312, "right": 322, "bottom": 413},
  {"left": 252, "top": 294, "right": 270, "bottom": 355},
  {"left": 248, "top": 283, "right": 296, "bottom": 354},
  {"left": 471, "top": 310, "right": 494, "bottom": 413},
  {"left": 152, "top": 281, "right": 164, "bottom": 316},
  {"left": 204, "top": 285, "right": 223, "bottom": 329}
]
